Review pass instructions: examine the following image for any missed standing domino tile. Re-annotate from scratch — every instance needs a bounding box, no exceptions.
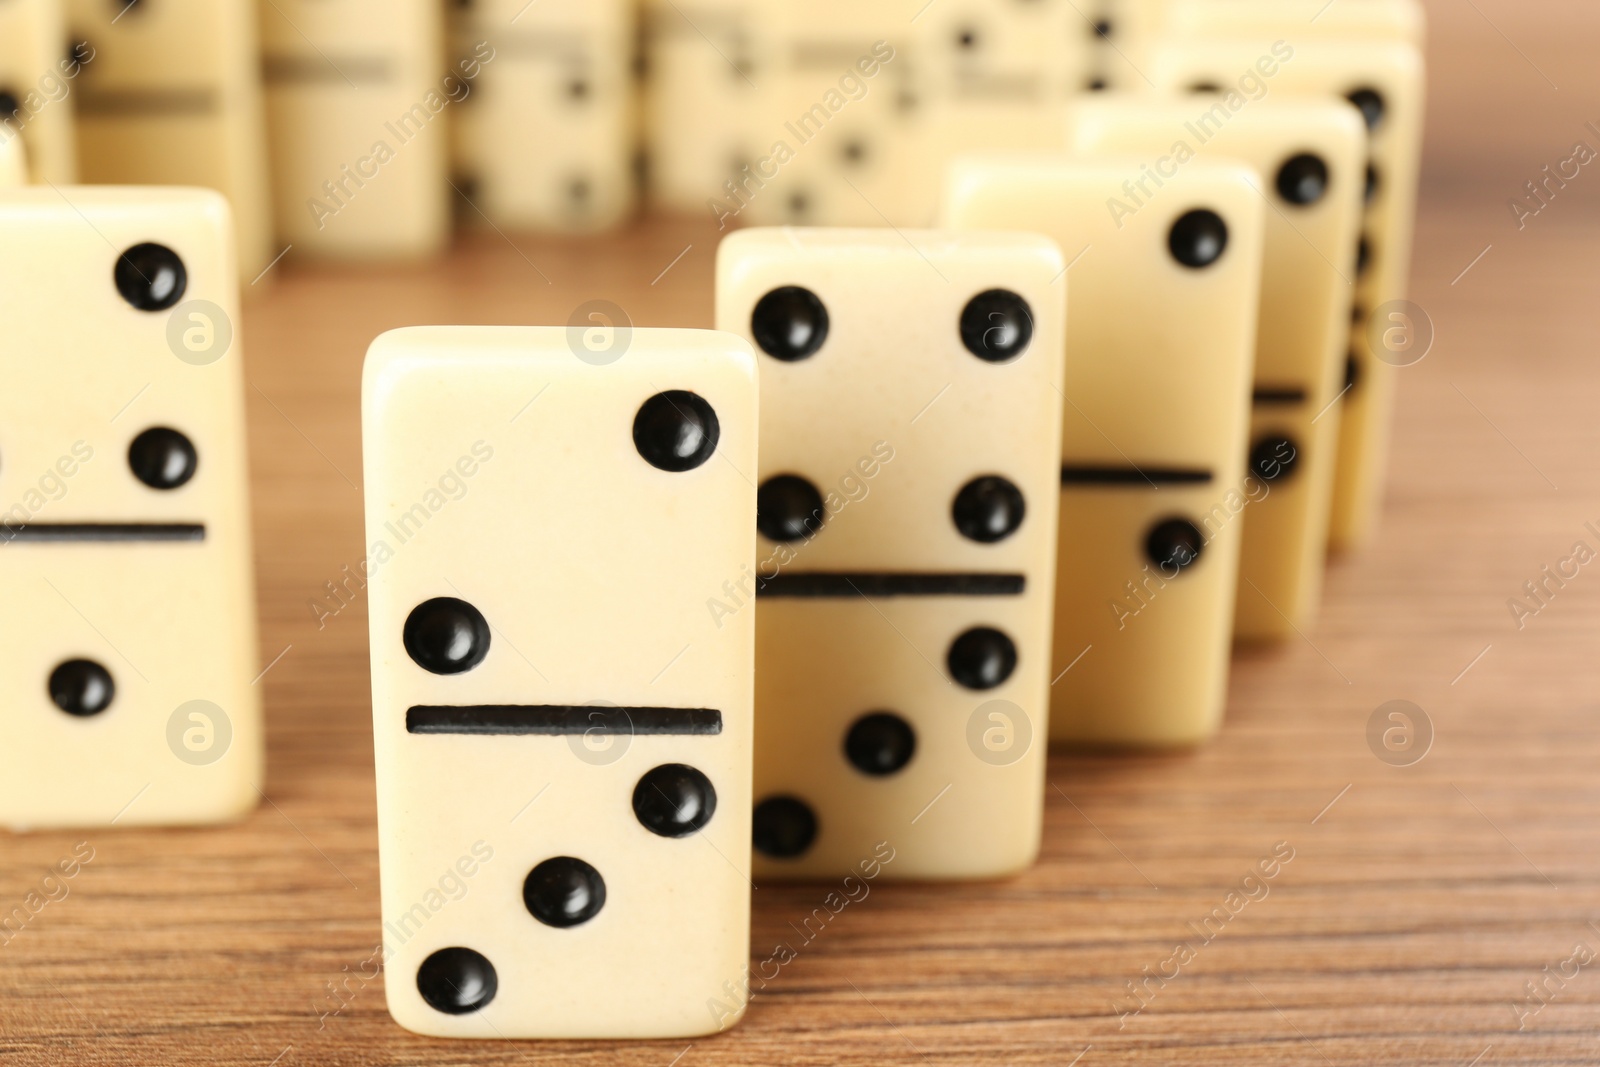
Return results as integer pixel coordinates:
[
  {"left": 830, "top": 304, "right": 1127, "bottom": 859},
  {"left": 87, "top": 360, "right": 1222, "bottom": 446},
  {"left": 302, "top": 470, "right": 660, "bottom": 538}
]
[
  {"left": 363, "top": 327, "right": 756, "bottom": 1038},
  {"left": 67, "top": 0, "right": 273, "bottom": 280},
  {"left": 1147, "top": 37, "right": 1425, "bottom": 551},
  {"left": 1067, "top": 98, "right": 1365, "bottom": 641},
  {"left": 260, "top": 0, "right": 448, "bottom": 258},
  {"left": 0, "top": 126, "right": 24, "bottom": 184},
  {"left": 1111, "top": 0, "right": 1424, "bottom": 80},
  {"left": 450, "top": 0, "right": 635, "bottom": 232},
  {"left": 943, "top": 158, "right": 1264, "bottom": 746},
  {"left": 641, "top": 0, "right": 772, "bottom": 221},
  {"left": 717, "top": 228, "right": 1064, "bottom": 879},
  {"left": 738, "top": 5, "right": 914, "bottom": 227},
  {"left": 1091, "top": 0, "right": 1165, "bottom": 89},
  {"left": 0, "top": 187, "right": 261, "bottom": 828},
  {"left": 1157, "top": 0, "right": 1425, "bottom": 48},
  {"left": 914, "top": 0, "right": 1088, "bottom": 117},
  {"left": 0, "top": 0, "right": 78, "bottom": 184},
  {"left": 912, "top": 0, "right": 1087, "bottom": 215}
]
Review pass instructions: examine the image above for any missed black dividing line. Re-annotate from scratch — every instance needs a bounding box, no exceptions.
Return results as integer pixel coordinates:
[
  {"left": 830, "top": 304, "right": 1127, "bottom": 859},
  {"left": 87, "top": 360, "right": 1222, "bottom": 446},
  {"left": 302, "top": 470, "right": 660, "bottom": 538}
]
[
  {"left": 485, "top": 35, "right": 593, "bottom": 61},
  {"left": 75, "top": 89, "right": 219, "bottom": 117},
  {"left": 261, "top": 56, "right": 395, "bottom": 86},
  {"left": 755, "top": 572, "right": 1025, "bottom": 598},
  {"left": 1060, "top": 465, "right": 1213, "bottom": 487},
  {"left": 792, "top": 43, "right": 871, "bottom": 68},
  {"left": 407, "top": 705, "right": 722, "bottom": 736},
  {"left": 1252, "top": 386, "right": 1308, "bottom": 404},
  {"left": 0, "top": 523, "right": 206, "bottom": 544}
]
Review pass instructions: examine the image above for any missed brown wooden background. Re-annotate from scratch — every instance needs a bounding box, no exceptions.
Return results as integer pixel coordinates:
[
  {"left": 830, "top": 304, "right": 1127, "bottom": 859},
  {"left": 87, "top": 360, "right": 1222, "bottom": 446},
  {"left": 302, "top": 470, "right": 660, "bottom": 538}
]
[{"left": 6, "top": 2, "right": 1600, "bottom": 1063}]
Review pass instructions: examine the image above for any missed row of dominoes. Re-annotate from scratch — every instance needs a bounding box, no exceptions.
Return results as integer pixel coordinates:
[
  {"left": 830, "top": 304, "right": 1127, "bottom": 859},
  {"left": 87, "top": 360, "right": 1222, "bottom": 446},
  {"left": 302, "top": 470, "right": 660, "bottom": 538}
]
[
  {"left": 0, "top": 3, "right": 1416, "bottom": 273},
  {"left": 0, "top": 2, "right": 1422, "bottom": 1047},
  {"left": 0, "top": 0, "right": 1421, "bottom": 551},
  {"left": 646, "top": 0, "right": 1420, "bottom": 235},
  {"left": 654, "top": 0, "right": 1425, "bottom": 554},
  {"left": 0, "top": 0, "right": 631, "bottom": 274},
  {"left": 0, "top": 141, "right": 1407, "bottom": 1037}
]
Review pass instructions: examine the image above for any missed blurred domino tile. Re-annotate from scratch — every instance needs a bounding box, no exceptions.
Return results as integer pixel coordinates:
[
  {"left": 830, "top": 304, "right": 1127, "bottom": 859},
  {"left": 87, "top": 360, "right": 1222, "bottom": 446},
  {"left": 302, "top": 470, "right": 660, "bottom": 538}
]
[{"left": 0, "top": 0, "right": 78, "bottom": 184}]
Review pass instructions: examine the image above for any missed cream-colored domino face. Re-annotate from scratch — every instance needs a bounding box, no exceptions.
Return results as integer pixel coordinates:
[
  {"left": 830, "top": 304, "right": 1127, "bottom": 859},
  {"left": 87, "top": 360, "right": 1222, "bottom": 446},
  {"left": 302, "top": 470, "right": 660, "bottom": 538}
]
[
  {"left": 0, "top": 129, "right": 24, "bottom": 184},
  {"left": 642, "top": 0, "right": 772, "bottom": 218},
  {"left": 716, "top": 228, "right": 1064, "bottom": 879},
  {"left": 738, "top": 5, "right": 917, "bottom": 227},
  {"left": 260, "top": 0, "right": 447, "bottom": 258},
  {"left": 363, "top": 327, "right": 756, "bottom": 1038},
  {"left": 911, "top": 1, "right": 1087, "bottom": 223},
  {"left": 915, "top": 0, "right": 1088, "bottom": 98},
  {"left": 944, "top": 158, "right": 1263, "bottom": 746},
  {"left": 67, "top": 0, "right": 272, "bottom": 278},
  {"left": 1067, "top": 98, "right": 1365, "bottom": 640},
  {"left": 450, "top": 0, "right": 635, "bottom": 232},
  {"left": 1095, "top": 0, "right": 1168, "bottom": 87},
  {"left": 1157, "top": 0, "right": 1426, "bottom": 45},
  {"left": 0, "top": 187, "right": 260, "bottom": 829},
  {"left": 0, "top": 0, "right": 78, "bottom": 183},
  {"left": 1092, "top": 0, "right": 1424, "bottom": 87},
  {"left": 1148, "top": 39, "right": 1425, "bottom": 549}
]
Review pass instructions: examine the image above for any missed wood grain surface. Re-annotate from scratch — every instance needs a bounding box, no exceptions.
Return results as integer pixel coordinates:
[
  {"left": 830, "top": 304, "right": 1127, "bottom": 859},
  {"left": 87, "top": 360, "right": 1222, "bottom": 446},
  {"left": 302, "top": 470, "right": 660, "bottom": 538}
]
[{"left": 6, "top": 2, "right": 1600, "bottom": 1063}]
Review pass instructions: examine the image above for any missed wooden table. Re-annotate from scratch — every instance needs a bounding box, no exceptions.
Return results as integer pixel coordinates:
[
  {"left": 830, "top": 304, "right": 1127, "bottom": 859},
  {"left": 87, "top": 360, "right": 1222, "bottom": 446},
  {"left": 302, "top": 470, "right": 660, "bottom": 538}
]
[{"left": 7, "top": 3, "right": 1600, "bottom": 1063}]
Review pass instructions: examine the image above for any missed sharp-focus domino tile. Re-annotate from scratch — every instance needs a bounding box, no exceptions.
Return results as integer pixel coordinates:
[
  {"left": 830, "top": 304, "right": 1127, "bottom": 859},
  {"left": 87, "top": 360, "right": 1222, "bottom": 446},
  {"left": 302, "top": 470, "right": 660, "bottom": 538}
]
[
  {"left": 0, "top": 0, "right": 77, "bottom": 184},
  {"left": 1067, "top": 98, "right": 1365, "bottom": 641},
  {"left": 641, "top": 0, "right": 773, "bottom": 219},
  {"left": 1148, "top": 38, "right": 1425, "bottom": 550},
  {"left": 67, "top": 0, "right": 272, "bottom": 279},
  {"left": 944, "top": 158, "right": 1264, "bottom": 746},
  {"left": 259, "top": 0, "right": 448, "bottom": 258},
  {"left": 362, "top": 327, "right": 756, "bottom": 1038},
  {"left": 913, "top": 0, "right": 1087, "bottom": 215},
  {"left": 450, "top": 0, "right": 635, "bottom": 232},
  {"left": 0, "top": 187, "right": 260, "bottom": 829},
  {"left": 737, "top": 5, "right": 917, "bottom": 227},
  {"left": 717, "top": 228, "right": 1064, "bottom": 878}
]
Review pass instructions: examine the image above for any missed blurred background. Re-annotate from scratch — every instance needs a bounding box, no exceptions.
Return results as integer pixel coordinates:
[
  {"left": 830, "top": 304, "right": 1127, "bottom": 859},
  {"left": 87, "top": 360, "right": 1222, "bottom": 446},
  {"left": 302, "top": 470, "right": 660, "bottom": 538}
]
[
  {"left": 4, "top": 0, "right": 1600, "bottom": 1064},
  {"left": 0, "top": 0, "right": 1531, "bottom": 264}
]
